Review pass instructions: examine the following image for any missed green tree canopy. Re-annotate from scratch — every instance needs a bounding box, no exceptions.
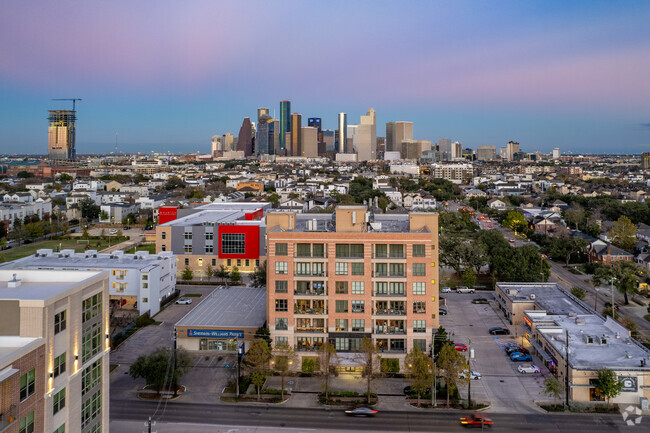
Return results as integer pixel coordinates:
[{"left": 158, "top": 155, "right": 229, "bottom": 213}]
[
  {"left": 595, "top": 368, "right": 624, "bottom": 406},
  {"left": 405, "top": 344, "right": 433, "bottom": 407},
  {"left": 503, "top": 211, "right": 527, "bottom": 233},
  {"left": 608, "top": 216, "right": 637, "bottom": 252},
  {"left": 129, "top": 347, "right": 192, "bottom": 394}
]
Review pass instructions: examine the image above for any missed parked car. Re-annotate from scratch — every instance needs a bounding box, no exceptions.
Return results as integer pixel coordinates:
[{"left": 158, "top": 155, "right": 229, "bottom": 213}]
[
  {"left": 108, "top": 229, "right": 118, "bottom": 235},
  {"left": 145, "top": 225, "right": 154, "bottom": 230},
  {"left": 509, "top": 238, "right": 515, "bottom": 243},
  {"left": 459, "top": 370, "right": 482, "bottom": 380},
  {"left": 471, "top": 298, "right": 489, "bottom": 304},
  {"left": 455, "top": 343, "right": 468, "bottom": 352},
  {"left": 175, "top": 298, "right": 192, "bottom": 305},
  {"left": 456, "top": 286, "right": 475, "bottom": 294},
  {"left": 345, "top": 407, "right": 378, "bottom": 416},
  {"left": 403, "top": 385, "right": 431, "bottom": 396},
  {"left": 604, "top": 302, "right": 621, "bottom": 310},
  {"left": 123, "top": 226, "right": 131, "bottom": 230},
  {"left": 505, "top": 346, "right": 529, "bottom": 355},
  {"left": 439, "top": 308, "right": 448, "bottom": 316},
  {"left": 510, "top": 352, "right": 532, "bottom": 362},
  {"left": 460, "top": 413, "right": 494, "bottom": 428},
  {"left": 489, "top": 327, "right": 510, "bottom": 335},
  {"left": 518, "top": 364, "right": 541, "bottom": 374},
  {"left": 441, "top": 286, "right": 452, "bottom": 293}
]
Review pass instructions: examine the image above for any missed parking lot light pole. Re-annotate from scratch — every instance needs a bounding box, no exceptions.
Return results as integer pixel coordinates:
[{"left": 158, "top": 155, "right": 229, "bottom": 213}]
[
  {"left": 467, "top": 339, "right": 472, "bottom": 409},
  {"left": 608, "top": 277, "right": 617, "bottom": 318}
]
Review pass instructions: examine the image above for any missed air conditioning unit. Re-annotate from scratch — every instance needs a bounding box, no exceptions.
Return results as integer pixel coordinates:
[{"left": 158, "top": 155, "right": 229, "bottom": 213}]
[{"left": 529, "top": 294, "right": 536, "bottom": 300}]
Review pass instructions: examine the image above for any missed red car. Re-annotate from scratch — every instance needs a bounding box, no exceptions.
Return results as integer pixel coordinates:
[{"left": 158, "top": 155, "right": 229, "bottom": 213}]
[
  {"left": 455, "top": 343, "right": 468, "bottom": 352},
  {"left": 460, "top": 413, "right": 494, "bottom": 428}
]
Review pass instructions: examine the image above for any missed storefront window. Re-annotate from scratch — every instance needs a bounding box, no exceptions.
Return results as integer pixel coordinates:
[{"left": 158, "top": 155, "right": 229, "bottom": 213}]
[{"left": 199, "top": 338, "right": 238, "bottom": 351}]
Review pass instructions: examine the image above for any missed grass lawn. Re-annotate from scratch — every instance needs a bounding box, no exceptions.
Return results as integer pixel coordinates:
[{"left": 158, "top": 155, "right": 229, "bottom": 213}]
[
  {"left": 0, "top": 237, "right": 128, "bottom": 262},
  {"left": 126, "top": 244, "right": 157, "bottom": 254}
]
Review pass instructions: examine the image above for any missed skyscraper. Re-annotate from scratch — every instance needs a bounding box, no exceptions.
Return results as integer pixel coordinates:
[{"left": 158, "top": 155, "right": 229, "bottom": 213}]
[
  {"left": 290, "top": 113, "right": 302, "bottom": 156},
  {"left": 452, "top": 141, "right": 462, "bottom": 159},
  {"left": 357, "top": 108, "right": 377, "bottom": 161},
  {"left": 437, "top": 139, "right": 452, "bottom": 154},
  {"left": 280, "top": 100, "right": 291, "bottom": 154},
  {"left": 506, "top": 141, "right": 520, "bottom": 161},
  {"left": 476, "top": 145, "right": 497, "bottom": 161},
  {"left": 48, "top": 110, "right": 77, "bottom": 160},
  {"left": 256, "top": 108, "right": 271, "bottom": 156},
  {"left": 269, "top": 119, "right": 280, "bottom": 155},
  {"left": 385, "top": 121, "right": 413, "bottom": 152},
  {"left": 237, "top": 117, "right": 253, "bottom": 156},
  {"left": 553, "top": 148, "right": 561, "bottom": 160},
  {"left": 337, "top": 112, "right": 347, "bottom": 153},
  {"left": 301, "top": 126, "right": 318, "bottom": 157}
]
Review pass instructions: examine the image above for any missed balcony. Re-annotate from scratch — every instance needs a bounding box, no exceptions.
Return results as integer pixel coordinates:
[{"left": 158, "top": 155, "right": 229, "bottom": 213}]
[
  {"left": 375, "top": 327, "right": 406, "bottom": 335},
  {"left": 294, "top": 289, "right": 327, "bottom": 296},
  {"left": 372, "top": 292, "right": 406, "bottom": 298},
  {"left": 377, "top": 347, "right": 407, "bottom": 354},
  {"left": 373, "top": 308, "right": 406, "bottom": 316},
  {"left": 296, "top": 345, "right": 324, "bottom": 352},
  {"left": 295, "top": 326, "right": 326, "bottom": 333},
  {"left": 371, "top": 272, "right": 405, "bottom": 278},
  {"left": 0, "top": 405, "right": 17, "bottom": 432},
  {"left": 294, "top": 307, "right": 327, "bottom": 315},
  {"left": 294, "top": 271, "right": 328, "bottom": 277}
]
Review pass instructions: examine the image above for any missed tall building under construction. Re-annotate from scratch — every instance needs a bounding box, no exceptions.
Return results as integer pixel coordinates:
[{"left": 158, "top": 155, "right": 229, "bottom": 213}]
[{"left": 48, "top": 110, "right": 76, "bottom": 160}]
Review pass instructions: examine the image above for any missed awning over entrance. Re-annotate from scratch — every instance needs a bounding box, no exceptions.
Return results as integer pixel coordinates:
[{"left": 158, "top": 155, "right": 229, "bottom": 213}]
[
  {"left": 527, "top": 338, "right": 553, "bottom": 362},
  {"left": 336, "top": 353, "right": 365, "bottom": 367}
]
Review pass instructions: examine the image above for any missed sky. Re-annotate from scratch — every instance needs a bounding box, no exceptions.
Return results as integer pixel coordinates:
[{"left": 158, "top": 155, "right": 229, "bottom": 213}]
[{"left": 1, "top": 0, "right": 649, "bottom": 155}]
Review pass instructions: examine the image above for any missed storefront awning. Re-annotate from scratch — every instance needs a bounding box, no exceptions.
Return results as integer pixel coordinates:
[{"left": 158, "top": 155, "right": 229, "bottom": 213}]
[{"left": 527, "top": 338, "right": 553, "bottom": 362}]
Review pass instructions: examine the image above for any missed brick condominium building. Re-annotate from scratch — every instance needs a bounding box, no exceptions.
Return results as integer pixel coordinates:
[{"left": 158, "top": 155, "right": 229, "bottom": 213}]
[{"left": 267, "top": 206, "right": 439, "bottom": 372}]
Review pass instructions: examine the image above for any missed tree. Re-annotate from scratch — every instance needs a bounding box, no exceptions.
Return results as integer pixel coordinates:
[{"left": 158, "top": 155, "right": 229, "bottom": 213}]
[
  {"left": 268, "top": 193, "right": 280, "bottom": 205},
  {"left": 252, "top": 260, "right": 267, "bottom": 287},
  {"left": 608, "top": 216, "right": 637, "bottom": 253},
  {"left": 229, "top": 267, "right": 241, "bottom": 285},
  {"left": 433, "top": 327, "right": 452, "bottom": 359},
  {"left": 100, "top": 210, "right": 109, "bottom": 221},
  {"left": 245, "top": 339, "right": 272, "bottom": 401},
  {"left": 439, "top": 235, "right": 464, "bottom": 274},
  {"left": 0, "top": 221, "right": 6, "bottom": 241},
  {"left": 600, "top": 260, "right": 646, "bottom": 305},
  {"left": 359, "top": 336, "right": 377, "bottom": 403},
  {"left": 405, "top": 345, "right": 433, "bottom": 407},
  {"left": 165, "top": 176, "right": 185, "bottom": 191},
  {"left": 503, "top": 211, "right": 527, "bottom": 233},
  {"left": 563, "top": 204, "right": 585, "bottom": 230},
  {"left": 272, "top": 342, "right": 297, "bottom": 400},
  {"left": 129, "top": 347, "right": 192, "bottom": 394},
  {"left": 181, "top": 267, "right": 193, "bottom": 283},
  {"left": 58, "top": 173, "right": 73, "bottom": 182},
  {"left": 318, "top": 342, "right": 338, "bottom": 402},
  {"left": 23, "top": 222, "right": 44, "bottom": 241},
  {"left": 436, "top": 342, "right": 467, "bottom": 407},
  {"left": 79, "top": 198, "right": 100, "bottom": 221},
  {"left": 16, "top": 171, "right": 34, "bottom": 179},
  {"left": 542, "top": 377, "right": 564, "bottom": 405},
  {"left": 205, "top": 265, "right": 215, "bottom": 282},
  {"left": 462, "top": 268, "right": 477, "bottom": 288},
  {"left": 254, "top": 324, "right": 272, "bottom": 346},
  {"left": 595, "top": 368, "right": 623, "bottom": 406},
  {"left": 216, "top": 265, "right": 230, "bottom": 286},
  {"left": 570, "top": 287, "right": 586, "bottom": 301}
]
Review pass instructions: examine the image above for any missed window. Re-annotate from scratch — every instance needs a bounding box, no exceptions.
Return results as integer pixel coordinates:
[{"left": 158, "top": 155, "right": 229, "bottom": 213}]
[
  {"left": 413, "top": 282, "right": 426, "bottom": 295},
  {"left": 335, "top": 319, "right": 348, "bottom": 331},
  {"left": 221, "top": 233, "right": 245, "bottom": 254},
  {"left": 275, "top": 336, "right": 288, "bottom": 346},
  {"left": 413, "top": 263, "right": 426, "bottom": 276},
  {"left": 82, "top": 322, "right": 101, "bottom": 363},
  {"left": 82, "top": 293, "right": 102, "bottom": 323},
  {"left": 336, "top": 244, "right": 364, "bottom": 258},
  {"left": 205, "top": 231, "right": 213, "bottom": 240},
  {"left": 312, "top": 262, "right": 325, "bottom": 276},
  {"left": 82, "top": 360, "right": 102, "bottom": 396},
  {"left": 237, "top": 259, "right": 241, "bottom": 267},
  {"left": 375, "top": 263, "right": 387, "bottom": 276},
  {"left": 54, "top": 310, "right": 66, "bottom": 334},
  {"left": 389, "top": 244, "right": 404, "bottom": 258},
  {"left": 245, "top": 259, "right": 250, "bottom": 267},
  {"left": 20, "top": 369, "right": 35, "bottom": 401},
  {"left": 212, "top": 259, "right": 216, "bottom": 266},
  {"left": 413, "top": 301, "right": 426, "bottom": 313},
  {"left": 142, "top": 274, "right": 148, "bottom": 281},
  {"left": 81, "top": 389, "right": 101, "bottom": 428},
  {"left": 184, "top": 245, "right": 193, "bottom": 253},
  {"left": 352, "top": 319, "right": 365, "bottom": 332},
  {"left": 375, "top": 282, "right": 388, "bottom": 295},
  {"left": 275, "top": 280, "right": 288, "bottom": 293},
  {"left": 205, "top": 244, "right": 213, "bottom": 253},
  {"left": 389, "top": 282, "right": 404, "bottom": 295},
  {"left": 256, "top": 259, "right": 260, "bottom": 267},
  {"left": 375, "top": 244, "right": 387, "bottom": 258},
  {"left": 275, "top": 262, "right": 288, "bottom": 274},
  {"left": 335, "top": 262, "right": 348, "bottom": 275},
  {"left": 296, "top": 262, "right": 311, "bottom": 275},
  {"left": 275, "top": 318, "right": 288, "bottom": 330},
  {"left": 413, "top": 244, "right": 426, "bottom": 257},
  {"left": 161, "top": 245, "right": 166, "bottom": 251},
  {"left": 390, "top": 263, "right": 404, "bottom": 276},
  {"left": 335, "top": 244, "right": 349, "bottom": 258},
  {"left": 227, "top": 259, "right": 231, "bottom": 266},
  {"left": 161, "top": 232, "right": 166, "bottom": 239},
  {"left": 351, "top": 263, "right": 364, "bottom": 276},
  {"left": 351, "top": 300, "right": 365, "bottom": 313},
  {"left": 349, "top": 244, "right": 364, "bottom": 258},
  {"left": 184, "top": 258, "right": 189, "bottom": 266},
  {"left": 275, "top": 243, "right": 288, "bottom": 255},
  {"left": 351, "top": 281, "right": 364, "bottom": 294},
  {"left": 198, "top": 258, "right": 203, "bottom": 267},
  {"left": 53, "top": 387, "right": 66, "bottom": 414},
  {"left": 142, "top": 298, "right": 148, "bottom": 303},
  {"left": 296, "top": 243, "right": 311, "bottom": 257},
  {"left": 335, "top": 300, "right": 348, "bottom": 313},
  {"left": 275, "top": 299, "right": 288, "bottom": 312},
  {"left": 413, "top": 320, "right": 426, "bottom": 333},
  {"left": 312, "top": 243, "right": 325, "bottom": 257},
  {"left": 414, "top": 339, "right": 427, "bottom": 352},
  {"left": 335, "top": 281, "right": 348, "bottom": 294},
  {"left": 53, "top": 353, "right": 66, "bottom": 378},
  {"left": 54, "top": 424, "right": 65, "bottom": 433},
  {"left": 19, "top": 411, "right": 34, "bottom": 433},
  {"left": 184, "top": 230, "right": 192, "bottom": 240}
]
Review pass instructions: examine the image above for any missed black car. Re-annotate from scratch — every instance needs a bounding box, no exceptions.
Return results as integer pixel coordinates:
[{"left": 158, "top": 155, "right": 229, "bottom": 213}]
[
  {"left": 404, "top": 386, "right": 431, "bottom": 396},
  {"left": 489, "top": 327, "right": 510, "bottom": 335},
  {"left": 505, "top": 346, "right": 529, "bottom": 355},
  {"left": 123, "top": 226, "right": 131, "bottom": 230},
  {"left": 439, "top": 308, "right": 448, "bottom": 315},
  {"left": 472, "top": 298, "right": 489, "bottom": 304},
  {"left": 605, "top": 302, "right": 621, "bottom": 310}
]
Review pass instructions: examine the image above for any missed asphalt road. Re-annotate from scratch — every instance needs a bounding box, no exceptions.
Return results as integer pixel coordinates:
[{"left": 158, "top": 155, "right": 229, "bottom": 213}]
[{"left": 110, "top": 399, "right": 635, "bottom": 432}]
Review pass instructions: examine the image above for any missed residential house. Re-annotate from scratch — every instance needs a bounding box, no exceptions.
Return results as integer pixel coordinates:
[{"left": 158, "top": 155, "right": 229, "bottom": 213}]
[{"left": 587, "top": 240, "right": 633, "bottom": 265}]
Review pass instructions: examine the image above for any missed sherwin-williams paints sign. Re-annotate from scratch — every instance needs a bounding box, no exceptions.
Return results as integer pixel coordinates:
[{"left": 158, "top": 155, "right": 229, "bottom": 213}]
[{"left": 187, "top": 329, "right": 244, "bottom": 338}]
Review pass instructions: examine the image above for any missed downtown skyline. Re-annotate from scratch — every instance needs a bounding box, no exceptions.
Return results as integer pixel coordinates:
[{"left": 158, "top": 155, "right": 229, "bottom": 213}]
[{"left": 1, "top": 0, "right": 650, "bottom": 155}]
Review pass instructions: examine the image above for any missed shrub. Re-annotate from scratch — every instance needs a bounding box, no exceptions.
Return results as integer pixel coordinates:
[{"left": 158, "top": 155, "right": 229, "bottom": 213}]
[
  {"left": 136, "top": 313, "right": 155, "bottom": 328},
  {"left": 301, "top": 357, "right": 319, "bottom": 373},
  {"left": 380, "top": 358, "right": 400, "bottom": 373}
]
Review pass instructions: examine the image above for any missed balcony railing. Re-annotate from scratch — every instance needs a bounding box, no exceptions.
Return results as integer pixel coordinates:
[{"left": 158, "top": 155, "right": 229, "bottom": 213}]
[
  {"left": 373, "top": 292, "right": 406, "bottom": 297},
  {"left": 373, "top": 308, "right": 406, "bottom": 316},
  {"left": 294, "top": 289, "right": 327, "bottom": 296},
  {"left": 294, "top": 271, "right": 328, "bottom": 277},
  {"left": 0, "top": 405, "right": 17, "bottom": 432},
  {"left": 294, "top": 308, "right": 327, "bottom": 315},
  {"left": 295, "top": 327, "right": 326, "bottom": 333},
  {"left": 296, "top": 345, "right": 324, "bottom": 352},
  {"left": 377, "top": 347, "right": 407, "bottom": 354},
  {"left": 371, "top": 272, "right": 405, "bottom": 278}
]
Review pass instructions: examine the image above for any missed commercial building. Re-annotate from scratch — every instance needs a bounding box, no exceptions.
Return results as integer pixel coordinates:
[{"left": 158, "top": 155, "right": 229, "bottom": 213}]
[
  {"left": 301, "top": 126, "right": 318, "bottom": 158},
  {"left": 357, "top": 108, "right": 377, "bottom": 161},
  {"left": 0, "top": 269, "right": 110, "bottom": 433},
  {"left": 280, "top": 100, "right": 291, "bottom": 154},
  {"left": 99, "top": 202, "right": 140, "bottom": 224},
  {"left": 48, "top": 110, "right": 76, "bottom": 161},
  {"left": 0, "top": 249, "right": 176, "bottom": 316},
  {"left": 156, "top": 203, "right": 271, "bottom": 276},
  {"left": 431, "top": 163, "right": 474, "bottom": 184},
  {"left": 553, "top": 148, "right": 561, "bottom": 160},
  {"left": 256, "top": 108, "right": 271, "bottom": 156},
  {"left": 385, "top": 122, "right": 413, "bottom": 153},
  {"left": 400, "top": 140, "right": 431, "bottom": 160},
  {"left": 290, "top": 113, "right": 302, "bottom": 157},
  {"left": 267, "top": 206, "right": 439, "bottom": 372},
  {"left": 506, "top": 141, "right": 520, "bottom": 161},
  {"left": 237, "top": 117, "right": 253, "bottom": 157},
  {"left": 495, "top": 282, "right": 650, "bottom": 405},
  {"left": 337, "top": 113, "right": 348, "bottom": 153},
  {"left": 476, "top": 145, "right": 497, "bottom": 161},
  {"left": 451, "top": 141, "right": 462, "bottom": 159},
  {"left": 175, "top": 286, "right": 265, "bottom": 352}
]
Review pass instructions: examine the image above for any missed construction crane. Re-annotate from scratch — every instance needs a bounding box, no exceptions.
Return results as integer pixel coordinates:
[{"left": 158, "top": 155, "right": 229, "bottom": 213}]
[{"left": 51, "top": 98, "right": 82, "bottom": 111}]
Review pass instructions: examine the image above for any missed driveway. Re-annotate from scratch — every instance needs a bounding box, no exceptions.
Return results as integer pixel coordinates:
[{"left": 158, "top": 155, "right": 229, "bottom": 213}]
[{"left": 439, "top": 291, "right": 549, "bottom": 413}]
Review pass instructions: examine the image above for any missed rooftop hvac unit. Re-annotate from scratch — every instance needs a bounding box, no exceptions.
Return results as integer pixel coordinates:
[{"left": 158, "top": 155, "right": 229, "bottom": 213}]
[{"left": 529, "top": 294, "right": 536, "bottom": 300}]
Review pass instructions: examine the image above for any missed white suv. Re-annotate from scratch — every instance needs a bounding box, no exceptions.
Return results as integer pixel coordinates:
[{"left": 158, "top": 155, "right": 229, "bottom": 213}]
[{"left": 456, "top": 286, "right": 475, "bottom": 294}]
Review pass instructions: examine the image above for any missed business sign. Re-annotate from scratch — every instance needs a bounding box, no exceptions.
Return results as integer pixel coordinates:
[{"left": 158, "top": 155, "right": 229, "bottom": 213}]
[
  {"left": 620, "top": 376, "right": 638, "bottom": 392},
  {"left": 186, "top": 329, "right": 244, "bottom": 339}
]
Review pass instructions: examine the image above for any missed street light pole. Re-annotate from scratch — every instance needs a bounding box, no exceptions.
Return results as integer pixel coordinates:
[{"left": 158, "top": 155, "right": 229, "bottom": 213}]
[
  {"left": 564, "top": 329, "right": 570, "bottom": 407},
  {"left": 609, "top": 277, "right": 616, "bottom": 318},
  {"left": 467, "top": 338, "right": 472, "bottom": 409}
]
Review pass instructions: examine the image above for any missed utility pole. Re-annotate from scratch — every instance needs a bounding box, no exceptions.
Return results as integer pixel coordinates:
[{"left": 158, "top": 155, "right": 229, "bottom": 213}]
[
  {"left": 172, "top": 328, "right": 178, "bottom": 397},
  {"left": 564, "top": 329, "right": 570, "bottom": 407},
  {"left": 467, "top": 338, "right": 472, "bottom": 409},
  {"left": 609, "top": 277, "right": 616, "bottom": 319},
  {"left": 144, "top": 417, "right": 156, "bottom": 433}
]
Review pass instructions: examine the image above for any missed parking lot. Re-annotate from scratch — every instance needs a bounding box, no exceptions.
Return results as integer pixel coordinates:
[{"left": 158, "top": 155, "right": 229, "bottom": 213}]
[{"left": 439, "top": 291, "right": 551, "bottom": 413}]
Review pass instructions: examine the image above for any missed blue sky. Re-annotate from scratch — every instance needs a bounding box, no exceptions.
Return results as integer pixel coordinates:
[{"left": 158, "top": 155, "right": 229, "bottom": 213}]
[{"left": 1, "top": 0, "right": 649, "bottom": 155}]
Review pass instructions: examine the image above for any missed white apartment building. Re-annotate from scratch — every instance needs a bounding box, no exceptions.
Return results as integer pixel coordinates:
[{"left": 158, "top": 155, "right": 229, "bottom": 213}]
[
  {"left": 0, "top": 269, "right": 110, "bottom": 433},
  {"left": 73, "top": 180, "right": 105, "bottom": 191},
  {"left": 0, "top": 200, "right": 52, "bottom": 230},
  {"left": 431, "top": 163, "right": 474, "bottom": 184},
  {"left": 0, "top": 249, "right": 176, "bottom": 316}
]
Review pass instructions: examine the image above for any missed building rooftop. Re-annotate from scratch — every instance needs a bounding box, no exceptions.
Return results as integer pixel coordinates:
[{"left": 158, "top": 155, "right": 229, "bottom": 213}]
[
  {"left": 0, "top": 337, "right": 44, "bottom": 368},
  {"left": 176, "top": 286, "right": 266, "bottom": 329},
  {"left": 0, "top": 249, "right": 174, "bottom": 273},
  {"left": 162, "top": 210, "right": 263, "bottom": 227},
  {"left": 273, "top": 212, "right": 421, "bottom": 234},
  {"left": 498, "top": 282, "right": 592, "bottom": 316},
  {"left": 0, "top": 269, "right": 106, "bottom": 302}
]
